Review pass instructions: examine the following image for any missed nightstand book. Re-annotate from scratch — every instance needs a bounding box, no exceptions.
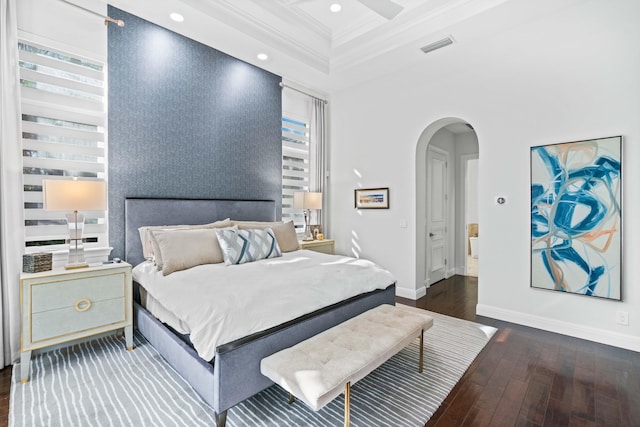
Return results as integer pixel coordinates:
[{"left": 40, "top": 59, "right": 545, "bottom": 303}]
[{"left": 20, "top": 262, "right": 133, "bottom": 383}]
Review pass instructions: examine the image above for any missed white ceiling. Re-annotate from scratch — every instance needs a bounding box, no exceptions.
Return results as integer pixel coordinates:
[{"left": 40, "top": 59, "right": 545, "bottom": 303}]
[{"left": 106, "top": 0, "right": 527, "bottom": 94}]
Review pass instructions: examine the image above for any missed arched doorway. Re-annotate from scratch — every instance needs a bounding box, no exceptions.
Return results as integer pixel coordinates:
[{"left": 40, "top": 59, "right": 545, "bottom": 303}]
[{"left": 415, "top": 118, "right": 479, "bottom": 294}]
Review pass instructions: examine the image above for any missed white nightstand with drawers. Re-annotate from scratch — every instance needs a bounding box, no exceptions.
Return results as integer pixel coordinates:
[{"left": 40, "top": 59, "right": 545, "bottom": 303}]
[
  {"left": 20, "top": 262, "right": 133, "bottom": 383},
  {"left": 299, "top": 239, "right": 335, "bottom": 255}
]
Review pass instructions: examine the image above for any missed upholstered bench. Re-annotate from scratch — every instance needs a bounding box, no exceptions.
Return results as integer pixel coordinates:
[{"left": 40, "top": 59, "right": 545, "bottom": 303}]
[{"left": 260, "top": 304, "right": 434, "bottom": 427}]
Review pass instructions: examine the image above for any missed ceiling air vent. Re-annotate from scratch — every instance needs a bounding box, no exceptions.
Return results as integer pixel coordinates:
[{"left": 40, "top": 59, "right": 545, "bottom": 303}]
[{"left": 420, "top": 36, "right": 454, "bottom": 54}]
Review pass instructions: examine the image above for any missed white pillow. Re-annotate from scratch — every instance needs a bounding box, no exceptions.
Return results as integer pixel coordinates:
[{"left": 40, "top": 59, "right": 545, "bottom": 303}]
[
  {"left": 215, "top": 228, "right": 282, "bottom": 265},
  {"left": 152, "top": 228, "right": 225, "bottom": 275}
]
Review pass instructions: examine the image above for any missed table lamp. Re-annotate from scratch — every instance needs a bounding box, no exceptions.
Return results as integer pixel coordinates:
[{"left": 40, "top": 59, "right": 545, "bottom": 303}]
[
  {"left": 42, "top": 178, "right": 107, "bottom": 269},
  {"left": 293, "top": 191, "right": 322, "bottom": 241}
]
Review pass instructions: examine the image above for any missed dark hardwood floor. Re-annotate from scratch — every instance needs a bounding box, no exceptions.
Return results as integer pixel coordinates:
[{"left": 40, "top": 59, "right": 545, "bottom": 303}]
[
  {"left": 1, "top": 275, "right": 638, "bottom": 426},
  {"left": 398, "top": 275, "right": 640, "bottom": 427},
  {"left": 0, "top": 368, "right": 8, "bottom": 426}
]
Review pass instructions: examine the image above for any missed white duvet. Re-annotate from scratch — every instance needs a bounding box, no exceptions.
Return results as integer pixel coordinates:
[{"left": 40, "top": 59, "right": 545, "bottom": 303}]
[{"left": 133, "top": 250, "right": 395, "bottom": 361}]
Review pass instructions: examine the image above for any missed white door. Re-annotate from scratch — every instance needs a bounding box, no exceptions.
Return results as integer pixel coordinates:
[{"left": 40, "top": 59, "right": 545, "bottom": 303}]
[{"left": 426, "top": 147, "right": 448, "bottom": 286}]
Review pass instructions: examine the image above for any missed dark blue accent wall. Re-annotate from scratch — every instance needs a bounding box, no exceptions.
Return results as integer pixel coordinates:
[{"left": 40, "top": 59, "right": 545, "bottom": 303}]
[{"left": 107, "top": 7, "right": 282, "bottom": 260}]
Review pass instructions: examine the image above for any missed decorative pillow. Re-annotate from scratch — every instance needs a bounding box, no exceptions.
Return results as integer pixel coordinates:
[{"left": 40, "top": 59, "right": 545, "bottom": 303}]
[
  {"left": 152, "top": 228, "right": 225, "bottom": 276},
  {"left": 237, "top": 220, "right": 300, "bottom": 252},
  {"left": 215, "top": 228, "right": 282, "bottom": 265},
  {"left": 138, "top": 218, "right": 232, "bottom": 262}
]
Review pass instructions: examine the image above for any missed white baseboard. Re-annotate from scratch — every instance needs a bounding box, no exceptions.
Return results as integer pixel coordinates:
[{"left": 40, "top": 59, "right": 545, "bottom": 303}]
[
  {"left": 445, "top": 268, "right": 457, "bottom": 278},
  {"left": 396, "top": 285, "right": 427, "bottom": 300},
  {"left": 477, "top": 304, "right": 640, "bottom": 352}
]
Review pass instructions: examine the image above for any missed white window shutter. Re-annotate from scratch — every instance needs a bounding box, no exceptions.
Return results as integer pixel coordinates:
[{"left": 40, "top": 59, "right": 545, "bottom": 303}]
[
  {"left": 282, "top": 117, "right": 310, "bottom": 233},
  {"left": 19, "top": 41, "right": 107, "bottom": 252}
]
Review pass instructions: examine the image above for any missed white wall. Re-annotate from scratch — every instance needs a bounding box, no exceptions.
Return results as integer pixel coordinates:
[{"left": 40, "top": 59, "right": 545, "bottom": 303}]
[
  {"left": 329, "top": 0, "right": 640, "bottom": 351},
  {"left": 466, "top": 159, "right": 479, "bottom": 225}
]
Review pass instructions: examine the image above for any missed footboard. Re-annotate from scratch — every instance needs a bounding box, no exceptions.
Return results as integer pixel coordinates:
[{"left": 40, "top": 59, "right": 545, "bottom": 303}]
[
  {"left": 214, "top": 284, "right": 396, "bottom": 414},
  {"left": 134, "top": 284, "right": 395, "bottom": 425}
]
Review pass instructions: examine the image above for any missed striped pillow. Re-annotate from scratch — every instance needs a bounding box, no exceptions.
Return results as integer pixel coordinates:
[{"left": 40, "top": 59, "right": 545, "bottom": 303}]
[{"left": 215, "top": 228, "right": 282, "bottom": 265}]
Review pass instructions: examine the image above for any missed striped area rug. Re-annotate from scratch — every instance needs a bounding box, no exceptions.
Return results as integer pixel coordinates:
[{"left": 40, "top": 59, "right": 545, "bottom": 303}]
[{"left": 10, "top": 311, "right": 496, "bottom": 427}]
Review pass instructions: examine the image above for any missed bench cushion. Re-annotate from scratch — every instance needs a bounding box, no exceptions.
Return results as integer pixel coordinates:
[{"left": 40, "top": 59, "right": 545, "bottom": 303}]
[{"left": 260, "top": 304, "right": 433, "bottom": 411}]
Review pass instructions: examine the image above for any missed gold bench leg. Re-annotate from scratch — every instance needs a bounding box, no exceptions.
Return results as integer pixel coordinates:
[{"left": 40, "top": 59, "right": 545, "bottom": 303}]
[
  {"left": 344, "top": 382, "right": 350, "bottom": 427},
  {"left": 419, "top": 330, "right": 424, "bottom": 373}
]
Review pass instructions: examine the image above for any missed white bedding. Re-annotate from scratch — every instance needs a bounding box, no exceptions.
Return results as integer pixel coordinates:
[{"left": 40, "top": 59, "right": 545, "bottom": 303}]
[{"left": 133, "top": 250, "right": 395, "bottom": 361}]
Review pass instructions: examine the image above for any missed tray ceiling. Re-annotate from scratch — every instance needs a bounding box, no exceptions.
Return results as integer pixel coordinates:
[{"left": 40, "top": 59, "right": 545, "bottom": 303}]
[{"left": 106, "top": 0, "right": 544, "bottom": 93}]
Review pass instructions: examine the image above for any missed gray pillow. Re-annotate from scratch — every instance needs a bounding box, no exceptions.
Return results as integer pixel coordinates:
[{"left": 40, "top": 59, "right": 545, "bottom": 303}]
[
  {"left": 152, "top": 228, "right": 226, "bottom": 275},
  {"left": 139, "top": 218, "right": 232, "bottom": 266},
  {"left": 270, "top": 221, "right": 300, "bottom": 252},
  {"left": 236, "top": 220, "right": 300, "bottom": 252}
]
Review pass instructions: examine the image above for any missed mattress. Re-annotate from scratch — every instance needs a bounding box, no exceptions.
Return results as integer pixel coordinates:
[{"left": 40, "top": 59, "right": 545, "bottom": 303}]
[
  {"left": 138, "top": 286, "right": 191, "bottom": 334},
  {"left": 133, "top": 250, "right": 395, "bottom": 361}
]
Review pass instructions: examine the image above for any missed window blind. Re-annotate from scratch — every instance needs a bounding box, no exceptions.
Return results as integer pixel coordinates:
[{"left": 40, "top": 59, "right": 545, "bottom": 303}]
[
  {"left": 18, "top": 41, "right": 107, "bottom": 252},
  {"left": 282, "top": 117, "right": 309, "bottom": 232}
]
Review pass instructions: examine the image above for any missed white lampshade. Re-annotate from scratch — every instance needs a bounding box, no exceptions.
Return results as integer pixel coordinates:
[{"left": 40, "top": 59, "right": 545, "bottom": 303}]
[
  {"left": 293, "top": 191, "right": 322, "bottom": 210},
  {"left": 43, "top": 179, "right": 107, "bottom": 211},
  {"left": 42, "top": 179, "right": 107, "bottom": 269}
]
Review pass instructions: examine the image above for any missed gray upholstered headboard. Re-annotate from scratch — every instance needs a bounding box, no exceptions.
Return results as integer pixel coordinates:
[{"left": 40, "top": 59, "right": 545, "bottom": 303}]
[{"left": 125, "top": 198, "right": 276, "bottom": 266}]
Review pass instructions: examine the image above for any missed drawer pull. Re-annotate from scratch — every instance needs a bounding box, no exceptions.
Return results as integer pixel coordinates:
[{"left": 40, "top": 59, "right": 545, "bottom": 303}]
[{"left": 74, "top": 298, "right": 92, "bottom": 312}]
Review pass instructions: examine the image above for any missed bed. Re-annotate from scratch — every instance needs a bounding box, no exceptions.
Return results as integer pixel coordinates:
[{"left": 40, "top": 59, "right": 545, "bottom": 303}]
[{"left": 124, "top": 198, "right": 396, "bottom": 427}]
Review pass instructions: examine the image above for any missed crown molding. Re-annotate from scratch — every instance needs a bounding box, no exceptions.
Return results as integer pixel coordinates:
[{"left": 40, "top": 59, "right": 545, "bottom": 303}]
[
  {"left": 330, "top": 0, "right": 509, "bottom": 72},
  {"left": 182, "top": 0, "right": 331, "bottom": 74},
  {"left": 275, "top": 0, "right": 332, "bottom": 40}
]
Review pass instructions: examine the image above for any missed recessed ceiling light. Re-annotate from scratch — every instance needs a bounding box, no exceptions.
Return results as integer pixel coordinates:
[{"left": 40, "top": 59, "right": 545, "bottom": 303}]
[
  {"left": 170, "top": 13, "right": 184, "bottom": 22},
  {"left": 257, "top": 53, "right": 269, "bottom": 61},
  {"left": 330, "top": 3, "right": 342, "bottom": 13}
]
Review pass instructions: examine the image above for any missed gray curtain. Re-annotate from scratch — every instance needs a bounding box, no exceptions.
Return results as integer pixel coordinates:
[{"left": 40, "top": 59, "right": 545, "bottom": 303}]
[
  {"left": 311, "top": 98, "right": 327, "bottom": 231},
  {"left": 0, "top": 0, "right": 25, "bottom": 366}
]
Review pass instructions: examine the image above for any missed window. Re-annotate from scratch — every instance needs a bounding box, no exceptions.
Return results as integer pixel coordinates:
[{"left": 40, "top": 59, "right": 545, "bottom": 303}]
[
  {"left": 281, "top": 116, "right": 309, "bottom": 232},
  {"left": 18, "top": 41, "right": 107, "bottom": 252}
]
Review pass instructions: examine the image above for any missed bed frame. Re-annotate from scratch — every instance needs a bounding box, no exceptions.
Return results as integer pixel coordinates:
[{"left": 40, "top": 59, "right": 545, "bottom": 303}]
[{"left": 124, "top": 198, "right": 396, "bottom": 426}]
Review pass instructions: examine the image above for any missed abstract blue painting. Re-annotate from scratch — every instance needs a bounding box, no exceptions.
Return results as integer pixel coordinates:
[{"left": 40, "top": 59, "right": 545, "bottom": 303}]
[{"left": 530, "top": 136, "right": 622, "bottom": 300}]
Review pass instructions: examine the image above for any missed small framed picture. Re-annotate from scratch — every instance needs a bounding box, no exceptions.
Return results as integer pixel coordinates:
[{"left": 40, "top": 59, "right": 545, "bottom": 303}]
[
  {"left": 310, "top": 225, "right": 322, "bottom": 239},
  {"left": 355, "top": 188, "right": 389, "bottom": 209}
]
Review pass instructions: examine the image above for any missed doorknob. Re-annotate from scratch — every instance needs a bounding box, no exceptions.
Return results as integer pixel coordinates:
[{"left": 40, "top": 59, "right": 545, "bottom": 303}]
[{"left": 429, "top": 232, "right": 434, "bottom": 237}]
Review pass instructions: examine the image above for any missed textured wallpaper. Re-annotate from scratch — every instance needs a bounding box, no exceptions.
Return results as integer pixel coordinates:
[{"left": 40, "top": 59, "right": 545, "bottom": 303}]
[{"left": 107, "top": 7, "right": 282, "bottom": 260}]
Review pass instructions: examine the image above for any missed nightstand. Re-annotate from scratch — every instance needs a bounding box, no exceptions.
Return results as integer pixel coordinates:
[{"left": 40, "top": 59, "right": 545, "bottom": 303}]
[
  {"left": 300, "top": 239, "right": 335, "bottom": 255},
  {"left": 20, "top": 262, "right": 133, "bottom": 383}
]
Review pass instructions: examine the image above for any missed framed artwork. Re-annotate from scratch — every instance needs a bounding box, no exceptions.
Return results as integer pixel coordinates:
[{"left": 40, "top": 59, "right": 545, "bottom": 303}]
[
  {"left": 310, "top": 225, "right": 322, "bottom": 239},
  {"left": 530, "top": 136, "right": 622, "bottom": 300},
  {"left": 355, "top": 188, "right": 389, "bottom": 209}
]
